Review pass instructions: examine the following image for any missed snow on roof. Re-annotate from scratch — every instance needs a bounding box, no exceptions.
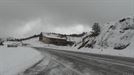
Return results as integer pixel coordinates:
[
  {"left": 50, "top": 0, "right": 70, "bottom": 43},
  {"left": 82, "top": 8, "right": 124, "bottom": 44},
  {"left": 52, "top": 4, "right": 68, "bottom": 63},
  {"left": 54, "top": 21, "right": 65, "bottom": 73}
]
[{"left": 42, "top": 32, "right": 66, "bottom": 39}]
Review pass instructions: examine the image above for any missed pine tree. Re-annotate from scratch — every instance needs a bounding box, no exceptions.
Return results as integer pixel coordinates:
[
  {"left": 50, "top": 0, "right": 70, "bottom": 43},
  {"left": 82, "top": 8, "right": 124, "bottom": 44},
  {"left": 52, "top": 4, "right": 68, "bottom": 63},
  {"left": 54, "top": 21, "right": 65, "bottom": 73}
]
[{"left": 91, "top": 23, "right": 101, "bottom": 36}]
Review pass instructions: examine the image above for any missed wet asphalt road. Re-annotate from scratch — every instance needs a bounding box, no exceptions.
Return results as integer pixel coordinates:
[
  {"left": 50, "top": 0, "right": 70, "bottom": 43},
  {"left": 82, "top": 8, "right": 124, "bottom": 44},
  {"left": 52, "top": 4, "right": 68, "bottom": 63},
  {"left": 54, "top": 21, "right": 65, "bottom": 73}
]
[{"left": 23, "top": 47, "right": 134, "bottom": 75}]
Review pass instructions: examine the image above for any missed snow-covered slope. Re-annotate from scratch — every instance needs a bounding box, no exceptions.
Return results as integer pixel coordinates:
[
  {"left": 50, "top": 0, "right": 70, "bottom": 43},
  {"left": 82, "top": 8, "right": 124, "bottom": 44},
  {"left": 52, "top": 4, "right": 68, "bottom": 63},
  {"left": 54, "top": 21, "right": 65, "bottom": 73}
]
[{"left": 78, "top": 16, "right": 134, "bottom": 50}]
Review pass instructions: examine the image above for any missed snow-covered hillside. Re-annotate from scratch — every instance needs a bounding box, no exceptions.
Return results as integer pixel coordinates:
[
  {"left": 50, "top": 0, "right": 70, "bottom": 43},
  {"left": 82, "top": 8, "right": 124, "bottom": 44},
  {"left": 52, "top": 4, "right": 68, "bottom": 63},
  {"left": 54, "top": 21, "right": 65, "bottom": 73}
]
[{"left": 78, "top": 16, "right": 134, "bottom": 50}]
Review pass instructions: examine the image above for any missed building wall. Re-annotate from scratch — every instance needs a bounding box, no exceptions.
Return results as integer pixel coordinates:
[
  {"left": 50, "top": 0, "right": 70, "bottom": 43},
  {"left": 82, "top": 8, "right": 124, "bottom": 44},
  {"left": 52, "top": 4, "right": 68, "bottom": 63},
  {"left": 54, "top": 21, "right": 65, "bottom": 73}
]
[
  {"left": 41, "top": 37, "right": 51, "bottom": 44},
  {"left": 39, "top": 36, "right": 74, "bottom": 46}
]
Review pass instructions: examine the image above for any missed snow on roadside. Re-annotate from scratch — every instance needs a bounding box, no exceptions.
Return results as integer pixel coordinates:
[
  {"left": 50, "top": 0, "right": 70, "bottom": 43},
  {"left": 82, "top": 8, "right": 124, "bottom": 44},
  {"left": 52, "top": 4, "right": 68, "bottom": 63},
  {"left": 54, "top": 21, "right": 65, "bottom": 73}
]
[
  {"left": 22, "top": 37, "right": 45, "bottom": 47},
  {"left": 21, "top": 37, "right": 134, "bottom": 58},
  {"left": 36, "top": 44, "right": 134, "bottom": 58},
  {"left": 0, "top": 46, "right": 43, "bottom": 75}
]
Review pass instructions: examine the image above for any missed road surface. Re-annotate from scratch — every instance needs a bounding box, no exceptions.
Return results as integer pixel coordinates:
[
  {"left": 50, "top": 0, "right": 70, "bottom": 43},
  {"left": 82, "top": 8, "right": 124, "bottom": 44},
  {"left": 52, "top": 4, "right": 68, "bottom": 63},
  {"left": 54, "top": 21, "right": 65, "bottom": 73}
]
[{"left": 22, "top": 47, "right": 134, "bottom": 75}]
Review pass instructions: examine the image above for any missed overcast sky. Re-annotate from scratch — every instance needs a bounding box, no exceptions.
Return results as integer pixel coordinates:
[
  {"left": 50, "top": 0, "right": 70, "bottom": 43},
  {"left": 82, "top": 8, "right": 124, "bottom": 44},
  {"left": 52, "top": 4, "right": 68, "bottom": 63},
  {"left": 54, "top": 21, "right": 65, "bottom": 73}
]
[{"left": 0, "top": 0, "right": 133, "bottom": 37}]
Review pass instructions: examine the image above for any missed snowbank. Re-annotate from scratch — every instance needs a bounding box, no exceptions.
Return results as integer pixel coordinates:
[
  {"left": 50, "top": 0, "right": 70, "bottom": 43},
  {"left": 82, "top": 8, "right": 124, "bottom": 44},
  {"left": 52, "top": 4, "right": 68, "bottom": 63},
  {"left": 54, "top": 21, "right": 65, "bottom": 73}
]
[{"left": 0, "top": 47, "right": 43, "bottom": 75}]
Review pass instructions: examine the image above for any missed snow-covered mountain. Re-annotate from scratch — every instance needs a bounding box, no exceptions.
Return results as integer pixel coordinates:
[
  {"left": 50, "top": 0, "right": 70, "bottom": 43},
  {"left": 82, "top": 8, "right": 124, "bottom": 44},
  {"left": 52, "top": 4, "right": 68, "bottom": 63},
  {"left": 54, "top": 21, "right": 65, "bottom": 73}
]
[{"left": 78, "top": 16, "right": 134, "bottom": 50}]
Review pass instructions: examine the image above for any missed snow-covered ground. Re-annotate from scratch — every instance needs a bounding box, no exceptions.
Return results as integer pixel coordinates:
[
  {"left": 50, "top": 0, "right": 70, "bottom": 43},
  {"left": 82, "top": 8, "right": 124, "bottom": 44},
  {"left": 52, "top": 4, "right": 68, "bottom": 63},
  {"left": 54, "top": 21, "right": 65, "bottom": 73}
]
[
  {"left": 0, "top": 46, "right": 43, "bottom": 75},
  {"left": 20, "top": 36, "right": 134, "bottom": 58},
  {"left": 21, "top": 37, "right": 134, "bottom": 58},
  {"left": 22, "top": 37, "right": 45, "bottom": 47},
  {"left": 38, "top": 45, "right": 134, "bottom": 58}
]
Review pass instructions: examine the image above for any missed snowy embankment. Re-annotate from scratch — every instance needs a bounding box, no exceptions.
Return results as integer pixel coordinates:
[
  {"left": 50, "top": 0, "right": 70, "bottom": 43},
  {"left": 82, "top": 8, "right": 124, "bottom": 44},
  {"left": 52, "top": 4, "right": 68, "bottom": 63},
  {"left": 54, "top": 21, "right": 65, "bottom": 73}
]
[
  {"left": 37, "top": 45, "right": 134, "bottom": 58},
  {"left": 22, "top": 36, "right": 134, "bottom": 59},
  {"left": 0, "top": 47, "right": 43, "bottom": 75},
  {"left": 26, "top": 38, "right": 134, "bottom": 58},
  {"left": 31, "top": 40, "right": 134, "bottom": 58}
]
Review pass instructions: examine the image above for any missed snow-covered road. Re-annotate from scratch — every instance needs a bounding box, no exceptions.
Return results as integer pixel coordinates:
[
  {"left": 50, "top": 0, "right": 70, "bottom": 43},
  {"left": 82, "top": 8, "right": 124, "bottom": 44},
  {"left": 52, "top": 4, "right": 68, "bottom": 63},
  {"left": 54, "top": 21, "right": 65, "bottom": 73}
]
[{"left": 22, "top": 47, "right": 134, "bottom": 75}]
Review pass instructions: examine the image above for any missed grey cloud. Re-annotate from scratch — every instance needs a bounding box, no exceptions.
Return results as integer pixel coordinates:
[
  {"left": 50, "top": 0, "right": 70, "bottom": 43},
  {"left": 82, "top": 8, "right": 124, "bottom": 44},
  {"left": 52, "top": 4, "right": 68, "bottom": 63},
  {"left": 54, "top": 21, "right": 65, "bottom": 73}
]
[{"left": 0, "top": 0, "right": 133, "bottom": 37}]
